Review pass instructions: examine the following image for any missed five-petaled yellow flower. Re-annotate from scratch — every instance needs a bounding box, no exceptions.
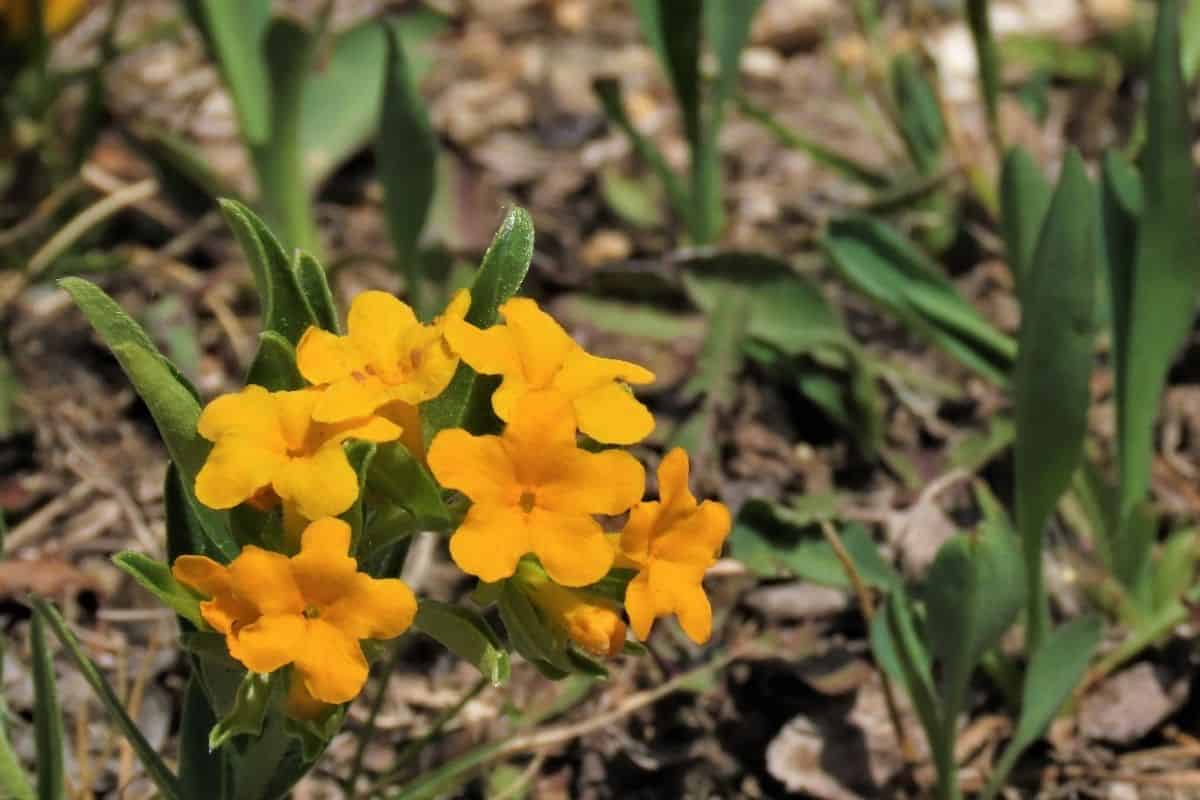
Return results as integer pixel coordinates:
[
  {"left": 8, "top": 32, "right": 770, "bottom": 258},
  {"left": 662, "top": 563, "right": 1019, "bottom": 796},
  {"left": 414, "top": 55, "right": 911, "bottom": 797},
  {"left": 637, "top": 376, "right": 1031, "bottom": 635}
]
[
  {"left": 194, "top": 385, "right": 401, "bottom": 521},
  {"left": 617, "top": 448, "right": 731, "bottom": 644},
  {"left": 173, "top": 518, "right": 417, "bottom": 717},
  {"left": 296, "top": 289, "right": 470, "bottom": 427},
  {"left": 445, "top": 298, "right": 655, "bottom": 445},
  {"left": 427, "top": 391, "right": 645, "bottom": 587}
]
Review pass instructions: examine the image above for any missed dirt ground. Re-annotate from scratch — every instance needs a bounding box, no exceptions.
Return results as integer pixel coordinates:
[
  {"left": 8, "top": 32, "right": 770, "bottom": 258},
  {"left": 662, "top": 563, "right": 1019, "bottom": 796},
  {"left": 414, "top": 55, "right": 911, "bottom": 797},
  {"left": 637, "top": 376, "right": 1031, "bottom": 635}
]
[{"left": 5, "top": 0, "right": 1200, "bottom": 797}]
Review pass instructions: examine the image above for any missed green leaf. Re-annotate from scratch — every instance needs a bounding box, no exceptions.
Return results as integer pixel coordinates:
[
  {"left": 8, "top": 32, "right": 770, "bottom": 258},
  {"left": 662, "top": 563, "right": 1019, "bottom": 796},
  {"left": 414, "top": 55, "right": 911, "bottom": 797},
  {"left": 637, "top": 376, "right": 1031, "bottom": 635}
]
[
  {"left": 182, "top": 0, "right": 272, "bottom": 145},
  {"left": 292, "top": 250, "right": 339, "bottom": 334},
  {"left": 1012, "top": 150, "right": 1096, "bottom": 648},
  {"left": 164, "top": 463, "right": 235, "bottom": 564},
  {"left": 890, "top": 54, "right": 945, "bottom": 175},
  {"left": 125, "top": 124, "right": 238, "bottom": 213},
  {"left": 966, "top": 0, "right": 1001, "bottom": 147},
  {"left": 338, "top": 441, "right": 377, "bottom": 554},
  {"left": 209, "top": 672, "right": 274, "bottom": 750},
  {"left": 219, "top": 199, "right": 318, "bottom": 345},
  {"left": 415, "top": 600, "right": 511, "bottom": 685},
  {"left": 497, "top": 581, "right": 572, "bottom": 677},
  {"left": 999, "top": 147, "right": 1052, "bottom": 301},
  {"left": 0, "top": 701, "right": 33, "bottom": 800},
  {"left": 112, "top": 552, "right": 204, "bottom": 627},
  {"left": 729, "top": 499, "right": 899, "bottom": 591},
  {"left": 1151, "top": 528, "right": 1199, "bottom": 614},
  {"left": 823, "top": 216, "right": 1015, "bottom": 383},
  {"left": 923, "top": 526, "right": 1024, "bottom": 740},
  {"left": 31, "top": 599, "right": 183, "bottom": 800},
  {"left": 632, "top": 0, "right": 702, "bottom": 149},
  {"left": 31, "top": 614, "right": 65, "bottom": 800},
  {"left": 245, "top": 330, "right": 305, "bottom": 391},
  {"left": 366, "top": 443, "right": 449, "bottom": 531},
  {"left": 593, "top": 79, "right": 689, "bottom": 225},
  {"left": 599, "top": 168, "right": 666, "bottom": 229},
  {"left": 553, "top": 296, "right": 703, "bottom": 342},
  {"left": 0, "top": 351, "right": 21, "bottom": 438},
  {"left": 981, "top": 616, "right": 1102, "bottom": 800},
  {"left": 422, "top": 208, "right": 534, "bottom": 437},
  {"left": 1116, "top": 0, "right": 1200, "bottom": 527},
  {"left": 881, "top": 590, "right": 941, "bottom": 751},
  {"left": 378, "top": 22, "right": 440, "bottom": 319},
  {"left": 178, "top": 677, "right": 231, "bottom": 800}
]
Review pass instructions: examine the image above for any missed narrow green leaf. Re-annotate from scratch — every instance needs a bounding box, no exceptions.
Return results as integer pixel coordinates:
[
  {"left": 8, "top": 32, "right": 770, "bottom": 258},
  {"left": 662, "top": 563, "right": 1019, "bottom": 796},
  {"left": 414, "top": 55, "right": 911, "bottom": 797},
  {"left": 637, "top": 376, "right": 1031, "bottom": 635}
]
[
  {"left": 31, "top": 614, "right": 65, "bottom": 800},
  {"left": 209, "top": 672, "right": 274, "bottom": 750},
  {"left": 245, "top": 331, "right": 305, "bottom": 391},
  {"left": 999, "top": 147, "right": 1052, "bottom": 300},
  {"left": 292, "top": 250, "right": 339, "bottom": 334},
  {"left": 922, "top": 526, "right": 1024, "bottom": 734},
  {"left": 178, "top": 677, "right": 230, "bottom": 800},
  {"left": 415, "top": 600, "right": 510, "bottom": 685},
  {"left": 593, "top": 79, "right": 690, "bottom": 224},
  {"left": 111, "top": 552, "right": 203, "bottom": 628},
  {"left": 890, "top": 54, "right": 946, "bottom": 175},
  {"left": 1012, "top": 150, "right": 1096, "bottom": 648},
  {"left": 497, "top": 581, "right": 572, "bottom": 677},
  {"left": 682, "top": 288, "right": 748, "bottom": 405},
  {"left": 1117, "top": 0, "right": 1200, "bottom": 526},
  {"left": 219, "top": 199, "right": 318, "bottom": 345},
  {"left": 1100, "top": 151, "right": 1141, "bottom": 454},
  {"left": 164, "top": 463, "right": 236, "bottom": 565},
  {"left": 966, "top": 0, "right": 1002, "bottom": 148},
  {"left": 366, "top": 443, "right": 449, "bottom": 528},
  {"left": 126, "top": 124, "right": 238, "bottom": 213},
  {"left": 340, "top": 441, "right": 377, "bottom": 554},
  {"left": 981, "top": 616, "right": 1102, "bottom": 800},
  {"left": 1151, "top": 528, "right": 1199, "bottom": 614},
  {"left": 32, "top": 599, "right": 183, "bottom": 800},
  {"left": 182, "top": 0, "right": 272, "bottom": 144},
  {"left": 422, "top": 208, "right": 533, "bottom": 437},
  {"left": 0, "top": 712, "right": 33, "bottom": 800},
  {"left": 881, "top": 591, "right": 941, "bottom": 750},
  {"left": 632, "top": 0, "right": 702, "bottom": 147},
  {"left": 378, "top": 22, "right": 439, "bottom": 319}
]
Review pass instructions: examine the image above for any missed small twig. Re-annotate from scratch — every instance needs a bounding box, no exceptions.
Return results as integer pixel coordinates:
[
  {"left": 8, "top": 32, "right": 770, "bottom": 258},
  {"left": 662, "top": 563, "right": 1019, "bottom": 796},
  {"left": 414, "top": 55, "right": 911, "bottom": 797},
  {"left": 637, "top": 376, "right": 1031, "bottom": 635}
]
[
  {"left": 820, "top": 520, "right": 917, "bottom": 766},
  {"left": 0, "top": 177, "right": 86, "bottom": 248}
]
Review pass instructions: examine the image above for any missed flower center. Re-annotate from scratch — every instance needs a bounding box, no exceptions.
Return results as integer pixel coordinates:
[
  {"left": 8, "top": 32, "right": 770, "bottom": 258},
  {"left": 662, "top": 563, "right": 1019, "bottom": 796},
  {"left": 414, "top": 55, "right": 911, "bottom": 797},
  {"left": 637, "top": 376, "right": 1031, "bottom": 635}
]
[
  {"left": 519, "top": 490, "right": 537, "bottom": 513},
  {"left": 303, "top": 605, "right": 321, "bottom": 619}
]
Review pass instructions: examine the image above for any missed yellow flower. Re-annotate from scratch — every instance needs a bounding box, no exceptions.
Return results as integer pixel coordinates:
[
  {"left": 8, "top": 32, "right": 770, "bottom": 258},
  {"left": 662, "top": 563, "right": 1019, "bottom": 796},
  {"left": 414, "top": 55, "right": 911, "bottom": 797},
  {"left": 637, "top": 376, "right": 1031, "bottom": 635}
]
[
  {"left": 2, "top": 0, "right": 87, "bottom": 37},
  {"left": 522, "top": 570, "right": 626, "bottom": 658},
  {"left": 194, "top": 385, "right": 401, "bottom": 521},
  {"left": 444, "top": 298, "right": 655, "bottom": 444},
  {"left": 296, "top": 289, "right": 470, "bottom": 425},
  {"left": 617, "top": 448, "right": 731, "bottom": 644},
  {"left": 427, "top": 391, "right": 644, "bottom": 587},
  {"left": 172, "top": 517, "right": 417, "bottom": 711}
]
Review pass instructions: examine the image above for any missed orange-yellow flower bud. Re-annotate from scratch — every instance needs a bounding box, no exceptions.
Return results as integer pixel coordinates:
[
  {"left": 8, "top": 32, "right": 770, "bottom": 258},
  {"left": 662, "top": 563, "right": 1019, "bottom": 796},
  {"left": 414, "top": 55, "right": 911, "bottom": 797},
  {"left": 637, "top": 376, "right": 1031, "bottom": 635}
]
[{"left": 522, "top": 568, "right": 626, "bottom": 658}]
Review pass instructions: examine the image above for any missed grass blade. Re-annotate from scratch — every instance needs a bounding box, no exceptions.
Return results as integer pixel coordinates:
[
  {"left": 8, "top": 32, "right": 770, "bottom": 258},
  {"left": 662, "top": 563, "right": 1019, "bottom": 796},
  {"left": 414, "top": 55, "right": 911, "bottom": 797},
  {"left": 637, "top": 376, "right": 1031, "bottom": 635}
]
[
  {"left": 31, "top": 615, "right": 64, "bottom": 800},
  {"left": 999, "top": 147, "right": 1052, "bottom": 301}
]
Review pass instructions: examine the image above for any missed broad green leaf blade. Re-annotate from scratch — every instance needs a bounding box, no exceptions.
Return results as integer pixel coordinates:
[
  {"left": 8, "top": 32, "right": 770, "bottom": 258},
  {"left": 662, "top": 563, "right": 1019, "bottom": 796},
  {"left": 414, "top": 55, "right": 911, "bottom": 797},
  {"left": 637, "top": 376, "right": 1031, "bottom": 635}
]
[
  {"left": 823, "top": 216, "right": 1015, "bottom": 383},
  {"left": 414, "top": 599, "right": 511, "bottom": 684},
  {"left": 378, "top": 22, "right": 439, "bottom": 318},
  {"left": 999, "top": 147, "right": 1052, "bottom": 300},
  {"left": 966, "top": 0, "right": 1001, "bottom": 147},
  {"left": 422, "top": 208, "right": 534, "bottom": 437},
  {"left": 111, "top": 552, "right": 203, "bottom": 628},
  {"left": 245, "top": 331, "right": 305, "bottom": 391},
  {"left": 292, "top": 250, "right": 339, "bottom": 334},
  {"left": 923, "top": 527, "right": 1024, "bottom": 738},
  {"left": 593, "top": 79, "right": 690, "bottom": 224},
  {"left": 209, "top": 672, "right": 273, "bottom": 750},
  {"left": 1012, "top": 150, "right": 1096, "bottom": 647},
  {"left": 164, "top": 464, "right": 236, "bottom": 565},
  {"left": 182, "top": 0, "right": 271, "bottom": 144},
  {"left": 301, "top": 13, "right": 446, "bottom": 192},
  {"left": 1117, "top": 0, "right": 1200, "bottom": 525},
  {"left": 177, "top": 678, "right": 230, "bottom": 800},
  {"left": 31, "top": 614, "right": 65, "bottom": 800},
  {"left": 890, "top": 54, "right": 946, "bottom": 175},
  {"left": 366, "top": 443, "right": 449, "bottom": 527},
  {"left": 219, "top": 199, "right": 318, "bottom": 345},
  {"left": 497, "top": 581, "right": 572, "bottom": 676},
  {"left": 32, "top": 599, "right": 183, "bottom": 800},
  {"left": 981, "top": 616, "right": 1102, "bottom": 800}
]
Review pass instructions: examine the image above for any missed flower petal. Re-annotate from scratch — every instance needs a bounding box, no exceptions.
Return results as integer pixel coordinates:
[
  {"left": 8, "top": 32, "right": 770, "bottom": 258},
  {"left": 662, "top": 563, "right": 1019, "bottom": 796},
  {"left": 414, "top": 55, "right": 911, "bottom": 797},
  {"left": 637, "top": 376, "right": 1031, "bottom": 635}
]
[
  {"left": 438, "top": 288, "right": 472, "bottom": 324},
  {"left": 290, "top": 518, "right": 357, "bottom": 607},
  {"left": 655, "top": 447, "right": 698, "bottom": 524},
  {"left": 443, "top": 317, "right": 521, "bottom": 377},
  {"left": 172, "top": 555, "right": 230, "bottom": 597},
  {"left": 500, "top": 298, "right": 575, "bottom": 387},
  {"left": 555, "top": 349, "right": 655, "bottom": 394},
  {"left": 653, "top": 500, "right": 732, "bottom": 565},
  {"left": 285, "top": 672, "right": 331, "bottom": 721},
  {"left": 617, "top": 501, "right": 661, "bottom": 567},
  {"left": 427, "top": 429, "right": 516, "bottom": 505},
  {"left": 528, "top": 509, "right": 613, "bottom": 587},
  {"left": 324, "top": 574, "right": 417, "bottom": 641},
  {"left": 295, "top": 619, "right": 369, "bottom": 704},
  {"left": 312, "top": 375, "right": 390, "bottom": 424},
  {"left": 272, "top": 389, "right": 321, "bottom": 453},
  {"left": 448, "top": 504, "right": 531, "bottom": 583},
  {"left": 233, "top": 614, "right": 305, "bottom": 673},
  {"left": 647, "top": 560, "right": 712, "bottom": 644},
  {"left": 194, "top": 440, "right": 285, "bottom": 510},
  {"left": 570, "top": 381, "right": 655, "bottom": 445},
  {"left": 296, "top": 326, "right": 368, "bottom": 386},
  {"left": 535, "top": 447, "right": 645, "bottom": 516},
  {"left": 196, "top": 385, "right": 283, "bottom": 447},
  {"left": 227, "top": 547, "right": 305, "bottom": 616},
  {"left": 624, "top": 572, "right": 656, "bottom": 641},
  {"left": 272, "top": 445, "right": 361, "bottom": 520},
  {"left": 347, "top": 291, "right": 419, "bottom": 373}
]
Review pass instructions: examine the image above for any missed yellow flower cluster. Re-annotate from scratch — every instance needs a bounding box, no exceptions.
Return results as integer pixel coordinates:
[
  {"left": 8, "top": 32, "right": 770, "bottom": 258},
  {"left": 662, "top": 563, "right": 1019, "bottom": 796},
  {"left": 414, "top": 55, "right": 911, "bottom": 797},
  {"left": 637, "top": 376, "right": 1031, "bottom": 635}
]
[{"left": 181, "top": 291, "right": 729, "bottom": 715}]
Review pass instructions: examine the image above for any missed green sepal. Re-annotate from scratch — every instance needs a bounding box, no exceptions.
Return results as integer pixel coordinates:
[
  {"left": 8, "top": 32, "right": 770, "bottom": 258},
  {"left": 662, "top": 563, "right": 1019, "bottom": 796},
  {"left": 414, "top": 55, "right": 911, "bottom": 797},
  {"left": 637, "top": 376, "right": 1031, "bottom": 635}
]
[
  {"left": 209, "top": 672, "right": 277, "bottom": 751},
  {"left": 245, "top": 331, "right": 305, "bottom": 390},
  {"left": 285, "top": 705, "right": 345, "bottom": 763},
  {"left": 292, "top": 250, "right": 339, "bottom": 334},
  {"left": 365, "top": 442, "right": 450, "bottom": 532}
]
